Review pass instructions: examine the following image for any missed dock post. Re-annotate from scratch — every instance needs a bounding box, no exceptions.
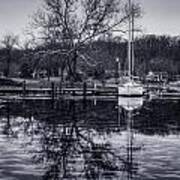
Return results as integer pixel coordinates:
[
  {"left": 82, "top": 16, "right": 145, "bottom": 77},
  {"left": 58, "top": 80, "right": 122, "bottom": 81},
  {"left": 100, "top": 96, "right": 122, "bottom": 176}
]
[
  {"left": 22, "top": 80, "right": 26, "bottom": 97},
  {"left": 94, "top": 82, "right": 97, "bottom": 95},
  {"left": 83, "top": 82, "right": 87, "bottom": 109},
  {"left": 51, "top": 82, "right": 55, "bottom": 101},
  {"left": 72, "top": 83, "right": 75, "bottom": 96},
  {"left": 83, "top": 82, "right": 87, "bottom": 99},
  {"left": 55, "top": 86, "right": 58, "bottom": 98},
  {"left": 59, "top": 81, "right": 62, "bottom": 96}
]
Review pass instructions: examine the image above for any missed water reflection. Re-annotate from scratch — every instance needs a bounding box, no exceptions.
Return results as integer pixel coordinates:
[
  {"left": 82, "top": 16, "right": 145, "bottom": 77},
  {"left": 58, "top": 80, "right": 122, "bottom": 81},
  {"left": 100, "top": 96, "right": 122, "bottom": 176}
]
[
  {"left": 118, "top": 97, "right": 144, "bottom": 180},
  {"left": 0, "top": 98, "right": 180, "bottom": 179}
]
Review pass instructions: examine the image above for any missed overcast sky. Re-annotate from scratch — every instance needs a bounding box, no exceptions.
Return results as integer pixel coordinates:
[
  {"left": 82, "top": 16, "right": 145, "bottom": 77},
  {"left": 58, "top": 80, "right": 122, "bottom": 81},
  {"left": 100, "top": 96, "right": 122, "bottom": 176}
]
[
  {"left": 138, "top": 0, "right": 180, "bottom": 36},
  {"left": 0, "top": 0, "right": 180, "bottom": 41},
  {"left": 0, "top": 0, "right": 41, "bottom": 41}
]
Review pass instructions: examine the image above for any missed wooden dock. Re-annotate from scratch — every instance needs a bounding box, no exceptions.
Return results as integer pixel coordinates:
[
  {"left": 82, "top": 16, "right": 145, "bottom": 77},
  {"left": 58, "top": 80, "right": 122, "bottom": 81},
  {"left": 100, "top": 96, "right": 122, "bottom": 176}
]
[
  {"left": 0, "top": 82, "right": 180, "bottom": 101},
  {"left": 0, "top": 86, "right": 118, "bottom": 101}
]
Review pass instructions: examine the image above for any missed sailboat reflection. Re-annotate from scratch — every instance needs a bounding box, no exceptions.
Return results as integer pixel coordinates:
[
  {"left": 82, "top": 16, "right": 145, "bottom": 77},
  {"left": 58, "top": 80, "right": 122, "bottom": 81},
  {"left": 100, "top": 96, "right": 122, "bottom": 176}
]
[
  {"left": 118, "top": 96, "right": 144, "bottom": 179},
  {"left": 118, "top": 97, "right": 143, "bottom": 111}
]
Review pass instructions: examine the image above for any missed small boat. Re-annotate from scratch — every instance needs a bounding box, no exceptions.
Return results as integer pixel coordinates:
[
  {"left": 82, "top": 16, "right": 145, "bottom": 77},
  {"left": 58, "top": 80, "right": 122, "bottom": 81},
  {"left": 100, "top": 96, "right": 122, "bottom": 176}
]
[
  {"left": 168, "top": 81, "right": 180, "bottom": 92},
  {"left": 118, "top": 81, "right": 144, "bottom": 97},
  {"left": 118, "top": 0, "right": 144, "bottom": 97}
]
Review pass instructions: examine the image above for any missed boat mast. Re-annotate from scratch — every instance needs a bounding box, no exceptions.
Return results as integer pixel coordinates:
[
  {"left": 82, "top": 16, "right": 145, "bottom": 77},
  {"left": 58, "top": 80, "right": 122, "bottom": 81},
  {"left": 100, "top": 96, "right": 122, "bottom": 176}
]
[
  {"left": 128, "top": 0, "right": 132, "bottom": 80},
  {"left": 128, "top": 0, "right": 134, "bottom": 80},
  {"left": 131, "top": 0, "right": 135, "bottom": 78}
]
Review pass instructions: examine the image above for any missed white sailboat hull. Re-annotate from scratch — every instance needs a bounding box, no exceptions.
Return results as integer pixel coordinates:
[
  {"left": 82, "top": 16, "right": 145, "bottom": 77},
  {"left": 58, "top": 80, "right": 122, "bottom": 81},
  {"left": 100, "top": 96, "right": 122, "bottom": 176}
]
[{"left": 118, "top": 82, "right": 144, "bottom": 97}]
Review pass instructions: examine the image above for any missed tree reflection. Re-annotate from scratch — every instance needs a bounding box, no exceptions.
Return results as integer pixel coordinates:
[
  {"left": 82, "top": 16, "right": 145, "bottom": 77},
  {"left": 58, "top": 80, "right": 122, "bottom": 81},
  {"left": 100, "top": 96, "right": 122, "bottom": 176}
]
[{"left": 28, "top": 99, "right": 141, "bottom": 180}]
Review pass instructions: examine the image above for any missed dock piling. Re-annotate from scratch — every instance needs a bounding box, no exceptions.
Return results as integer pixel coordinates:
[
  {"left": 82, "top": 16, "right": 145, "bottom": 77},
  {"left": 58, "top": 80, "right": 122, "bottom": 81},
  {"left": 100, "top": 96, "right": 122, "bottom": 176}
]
[
  {"left": 83, "top": 82, "right": 87, "bottom": 99},
  {"left": 22, "top": 80, "right": 26, "bottom": 97},
  {"left": 51, "top": 82, "right": 55, "bottom": 100}
]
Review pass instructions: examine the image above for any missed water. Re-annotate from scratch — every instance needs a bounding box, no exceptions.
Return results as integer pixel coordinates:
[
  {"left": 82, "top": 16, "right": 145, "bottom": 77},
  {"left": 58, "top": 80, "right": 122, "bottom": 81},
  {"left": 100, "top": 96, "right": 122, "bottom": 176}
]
[{"left": 0, "top": 97, "right": 180, "bottom": 180}]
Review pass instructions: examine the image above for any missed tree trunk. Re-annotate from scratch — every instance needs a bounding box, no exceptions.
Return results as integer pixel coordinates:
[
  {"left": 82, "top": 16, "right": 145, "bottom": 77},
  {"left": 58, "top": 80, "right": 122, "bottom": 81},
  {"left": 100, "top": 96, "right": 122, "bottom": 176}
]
[
  {"left": 66, "top": 51, "right": 79, "bottom": 82},
  {"left": 47, "top": 69, "right": 51, "bottom": 81},
  {"left": 61, "top": 67, "right": 64, "bottom": 82},
  {"left": 5, "top": 50, "right": 11, "bottom": 77},
  {"left": 72, "top": 51, "right": 78, "bottom": 78}
]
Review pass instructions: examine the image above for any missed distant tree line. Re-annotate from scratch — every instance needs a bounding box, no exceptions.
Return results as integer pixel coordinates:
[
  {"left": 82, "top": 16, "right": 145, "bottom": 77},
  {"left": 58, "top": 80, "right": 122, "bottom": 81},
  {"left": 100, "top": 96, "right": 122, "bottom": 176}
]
[
  {"left": 0, "top": 34, "right": 180, "bottom": 81},
  {"left": 74, "top": 34, "right": 180, "bottom": 80}
]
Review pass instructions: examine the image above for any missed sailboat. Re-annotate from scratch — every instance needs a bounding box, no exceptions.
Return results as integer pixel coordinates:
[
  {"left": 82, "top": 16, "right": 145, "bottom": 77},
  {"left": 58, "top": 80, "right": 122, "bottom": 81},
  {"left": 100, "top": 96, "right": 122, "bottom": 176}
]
[{"left": 118, "top": 0, "right": 144, "bottom": 97}]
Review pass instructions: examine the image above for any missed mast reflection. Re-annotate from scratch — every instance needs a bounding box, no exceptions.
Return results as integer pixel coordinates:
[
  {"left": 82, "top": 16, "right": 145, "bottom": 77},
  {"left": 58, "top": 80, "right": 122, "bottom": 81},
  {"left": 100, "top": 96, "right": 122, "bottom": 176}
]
[{"left": 118, "top": 96, "right": 144, "bottom": 180}]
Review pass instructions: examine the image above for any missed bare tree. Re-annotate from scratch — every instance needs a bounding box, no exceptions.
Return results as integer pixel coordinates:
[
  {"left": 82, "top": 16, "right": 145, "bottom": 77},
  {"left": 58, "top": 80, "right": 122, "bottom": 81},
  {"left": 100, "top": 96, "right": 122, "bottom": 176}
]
[
  {"left": 32, "top": 0, "right": 140, "bottom": 81},
  {"left": 1, "top": 33, "right": 19, "bottom": 77}
]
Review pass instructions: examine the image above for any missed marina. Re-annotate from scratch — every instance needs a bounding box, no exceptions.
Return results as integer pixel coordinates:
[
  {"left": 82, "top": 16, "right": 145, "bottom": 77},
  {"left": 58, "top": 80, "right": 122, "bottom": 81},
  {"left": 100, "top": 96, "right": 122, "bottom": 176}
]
[{"left": 0, "top": 0, "right": 180, "bottom": 179}]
